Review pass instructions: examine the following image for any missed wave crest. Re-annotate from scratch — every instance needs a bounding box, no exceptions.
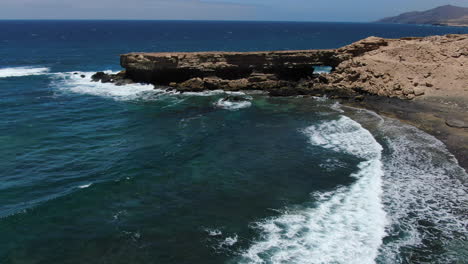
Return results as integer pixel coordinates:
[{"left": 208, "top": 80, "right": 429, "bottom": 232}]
[
  {"left": 303, "top": 116, "right": 382, "bottom": 160},
  {"left": 0, "top": 66, "right": 50, "bottom": 78},
  {"left": 51, "top": 71, "right": 157, "bottom": 101}
]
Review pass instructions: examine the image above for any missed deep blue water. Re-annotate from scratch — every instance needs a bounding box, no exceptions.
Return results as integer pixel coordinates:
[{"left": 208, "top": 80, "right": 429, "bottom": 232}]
[{"left": 1, "top": 21, "right": 467, "bottom": 264}]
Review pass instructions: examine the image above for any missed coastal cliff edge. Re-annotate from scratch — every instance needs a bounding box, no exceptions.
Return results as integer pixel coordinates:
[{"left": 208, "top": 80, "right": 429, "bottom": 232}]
[{"left": 95, "top": 34, "right": 468, "bottom": 169}]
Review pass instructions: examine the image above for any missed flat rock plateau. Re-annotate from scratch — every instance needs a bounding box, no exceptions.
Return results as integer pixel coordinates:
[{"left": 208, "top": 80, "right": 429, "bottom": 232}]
[{"left": 94, "top": 34, "right": 468, "bottom": 169}]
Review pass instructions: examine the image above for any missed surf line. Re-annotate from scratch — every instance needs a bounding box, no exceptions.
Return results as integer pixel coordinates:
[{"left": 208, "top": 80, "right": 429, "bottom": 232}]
[
  {"left": 0, "top": 66, "right": 50, "bottom": 78},
  {"left": 241, "top": 116, "right": 388, "bottom": 264}
]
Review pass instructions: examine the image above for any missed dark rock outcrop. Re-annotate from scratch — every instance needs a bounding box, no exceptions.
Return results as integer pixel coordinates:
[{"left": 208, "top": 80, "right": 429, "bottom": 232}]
[
  {"left": 91, "top": 71, "right": 134, "bottom": 86},
  {"left": 117, "top": 48, "right": 363, "bottom": 98},
  {"left": 119, "top": 49, "right": 345, "bottom": 95},
  {"left": 221, "top": 95, "right": 248, "bottom": 102},
  {"left": 91, "top": 72, "right": 112, "bottom": 83},
  {"left": 95, "top": 34, "right": 467, "bottom": 100}
]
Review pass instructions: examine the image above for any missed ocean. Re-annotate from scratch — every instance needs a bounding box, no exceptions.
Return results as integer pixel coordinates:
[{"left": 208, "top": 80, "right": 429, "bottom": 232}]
[{"left": 1, "top": 21, "right": 467, "bottom": 264}]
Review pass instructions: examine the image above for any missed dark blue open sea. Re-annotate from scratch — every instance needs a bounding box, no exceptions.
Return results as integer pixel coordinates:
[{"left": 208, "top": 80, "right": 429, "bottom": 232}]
[{"left": 1, "top": 21, "right": 468, "bottom": 264}]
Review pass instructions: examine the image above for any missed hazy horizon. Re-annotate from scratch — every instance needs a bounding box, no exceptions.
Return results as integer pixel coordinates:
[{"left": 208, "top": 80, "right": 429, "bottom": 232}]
[{"left": 1, "top": 0, "right": 467, "bottom": 22}]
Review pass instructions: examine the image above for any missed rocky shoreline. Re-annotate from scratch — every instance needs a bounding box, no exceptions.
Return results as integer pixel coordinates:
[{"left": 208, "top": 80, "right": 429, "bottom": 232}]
[
  {"left": 343, "top": 95, "right": 468, "bottom": 171},
  {"left": 93, "top": 34, "right": 468, "bottom": 170}
]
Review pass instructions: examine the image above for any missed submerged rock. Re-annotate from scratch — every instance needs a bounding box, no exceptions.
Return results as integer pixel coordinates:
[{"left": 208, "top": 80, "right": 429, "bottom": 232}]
[
  {"left": 91, "top": 72, "right": 109, "bottom": 82},
  {"left": 221, "top": 95, "right": 246, "bottom": 102},
  {"left": 90, "top": 71, "right": 134, "bottom": 86}
]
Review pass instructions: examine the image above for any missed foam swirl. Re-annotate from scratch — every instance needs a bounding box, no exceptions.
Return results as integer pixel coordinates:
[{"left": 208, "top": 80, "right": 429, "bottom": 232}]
[{"left": 214, "top": 98, "right": 252, "bottom": 110}]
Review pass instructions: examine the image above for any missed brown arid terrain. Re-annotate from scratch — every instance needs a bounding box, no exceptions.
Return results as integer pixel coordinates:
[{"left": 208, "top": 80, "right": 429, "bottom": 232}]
[
  {"left": 328, "top": 35, "right": 468, "bottom": 169},
  {"left": 328, "top": 34, "right": 468, "bottom": 100},
  {"left": 94, "top": 34, "right": 468, "bottom": 169},
  {"left": 115, "top": 34, "right": 468, "bottom": 103}
]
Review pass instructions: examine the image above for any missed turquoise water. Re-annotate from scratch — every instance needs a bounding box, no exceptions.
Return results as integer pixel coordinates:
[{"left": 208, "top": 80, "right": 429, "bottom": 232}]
[{"left": 1, "top": 21, "right": 467, "bottom": 263}]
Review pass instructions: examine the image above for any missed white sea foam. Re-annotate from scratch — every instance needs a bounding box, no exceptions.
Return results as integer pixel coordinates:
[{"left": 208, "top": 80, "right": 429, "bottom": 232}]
[
  {"left": 214, "top": 98, "right": 252, "bottom": 110},
  {"left": 51, "top": 71, "right": 158, "bottom": 101},
  {"left": 311, "top": 95, "right": 329, "bottom": 102},
  {"left": 206, "top": 229, "right": 239, "bottom": 252},
  {"left": 303, "top": 116, "right": 382, "bottom": 160},
  {"left": 0, "top": 66, "right": 50, "bottom": 78},
  {"left": 220, "top": 234, "right": 238, "bottom": 247},
  {"left": 205, "top": 228, "right": 223, "bottom": 236},
  {"left": 182, "top": 90, "right": 227, "bottom": 96},
  {"left": 52, "top": 71, "right": 255, "bottom": 102},
  {"left": 241, "top": 116, "right": 387, "bottom": 264},
  {"left": 182, "top": 90, "right": 247, "bottom": 97},
  {"left": 325, "top": 109, "right": 468, "bottom": 263},
  {"left": 329, "top": 101, "right": 345, "bottom": 113},
  {"left": 374, "top": 118, "right": 468, "bottom": 263},
  {"left": 78, "top": 183, "right": 92, "bottom": 189}
]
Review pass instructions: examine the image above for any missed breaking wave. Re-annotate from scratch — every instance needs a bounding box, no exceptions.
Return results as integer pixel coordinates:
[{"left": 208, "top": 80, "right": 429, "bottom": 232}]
[
  {"left": 240, "top": 116, "right": 387, "bottom": 264},
  {"left": 51, "top": 71, "right": 157, "bottom": 101},
  {"left": 0, "top": 66, "right": 50, "bottom": 78},
  {"left": 51, "top": 71, "right": 254, "bottom": 104},
  {"left": 376, "top": 118, "right": 468, "bottom": 263}
]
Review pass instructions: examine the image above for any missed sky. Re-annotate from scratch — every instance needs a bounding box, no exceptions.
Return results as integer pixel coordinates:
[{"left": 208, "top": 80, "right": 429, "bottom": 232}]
[{"left": 0, "top": 0, "right": 467, "bottom": 21}]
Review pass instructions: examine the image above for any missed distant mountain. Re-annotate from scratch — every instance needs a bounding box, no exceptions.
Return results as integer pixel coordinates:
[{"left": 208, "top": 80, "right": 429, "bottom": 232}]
[{"left": 378, "top": 5, "right": 468, "bottom": 27}]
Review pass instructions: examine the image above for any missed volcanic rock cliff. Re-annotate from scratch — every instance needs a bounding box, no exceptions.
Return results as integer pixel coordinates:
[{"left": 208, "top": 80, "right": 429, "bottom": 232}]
[
  {"left": 119, "top": 49, "right": 344, "bottom": 96},
  {"left": 115, "top": 34, "right": 468, "bottom": 101}
]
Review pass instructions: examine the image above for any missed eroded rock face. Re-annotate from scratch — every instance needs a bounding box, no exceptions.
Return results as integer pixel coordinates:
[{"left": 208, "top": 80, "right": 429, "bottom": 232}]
[
  {"left": 120, "top": 49, "right": 339, "bottom": 84},
  {"left": 325, "top": 34, "right": 468, "bottom": 99},
  {"left": 91, "top": 71, "right": 134, "bottom": 86},
  {"left": 113, "top": 34, "right": 468, "bottom": 100}
]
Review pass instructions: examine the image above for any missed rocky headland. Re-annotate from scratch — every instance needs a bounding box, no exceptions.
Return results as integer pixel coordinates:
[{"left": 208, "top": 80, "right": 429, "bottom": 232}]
[
  {"left": 94, "top": 34, "right": 468, "bottom": 169},
  {"left": 378, "top": 5, "right": 468, "bottom": 27}
]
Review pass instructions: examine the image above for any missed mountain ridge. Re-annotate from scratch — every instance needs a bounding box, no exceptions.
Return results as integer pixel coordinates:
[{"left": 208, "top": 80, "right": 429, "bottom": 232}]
[{"left": 378, "top": 5, "right": 468, "bottom": 27}]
